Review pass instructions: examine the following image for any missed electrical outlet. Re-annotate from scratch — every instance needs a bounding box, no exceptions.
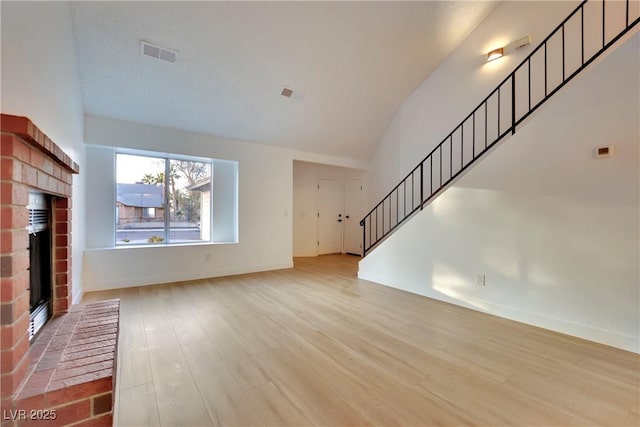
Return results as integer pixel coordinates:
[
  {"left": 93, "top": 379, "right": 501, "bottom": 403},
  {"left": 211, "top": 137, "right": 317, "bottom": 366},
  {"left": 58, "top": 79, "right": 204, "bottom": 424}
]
[{"left": 477, "top": 274, "right": 486, "bottom": 286}]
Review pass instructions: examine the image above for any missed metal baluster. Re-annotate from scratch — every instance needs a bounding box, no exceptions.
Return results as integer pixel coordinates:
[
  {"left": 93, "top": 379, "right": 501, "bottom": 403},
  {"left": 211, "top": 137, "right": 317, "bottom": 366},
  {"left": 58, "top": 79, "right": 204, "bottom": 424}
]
[
  {"left": 389, "top": 196, "right": 392, "bottom": 231},
  {"left": 403, "top": 180, "right": 406, "bottom": 218},
  {"left": 562, "top": 24, "right": 566, "bottom": 81},
  {"left": 498, "top": 88, "right": 501, "bottom": 134},
  {"left": 375, "top": 209, "right": 378, "bottom": 243},
  {"left": 412, "top": 171, "right": 415, "bottom": 210},
  {"left": 581, "top": 6, "right": 585, "bottom": 65},
  {"left": 472, "top": 112, "right": 476, "bottom": 157},
  {"left": 528, "top": 59, "right": 531, "bottom": 111},
  {"left": 544, "top": 42, "right": 548, "bottom": 96},
  {"left": 511, "top": 74, "right": 516, "bottom": 135},
  {"left": 461, "top": 125, "right": 464, "bottom": 168},
  {"left": 450, "top": 135, "right": 453, "bottom": 179},
  {"left": 419, "top": 163, "right": 424, "bottom": 210},
  {"left": 393, "top": 189, "right": 397, "bottom": 226},
  {"left": 602, "top": 0, "right": 606, "bottom": 48},
  {"left": 430, "top": 155, "right": 433, "bottom": 196},
  {"left": 484, "top": 102, "right": 488, "bottom": 149},
  {"left": 362, "top": 220, "right": 366, "bottom": 256},
  {"left": 439, "top": 145, "right": 443, "bottom": 188}
]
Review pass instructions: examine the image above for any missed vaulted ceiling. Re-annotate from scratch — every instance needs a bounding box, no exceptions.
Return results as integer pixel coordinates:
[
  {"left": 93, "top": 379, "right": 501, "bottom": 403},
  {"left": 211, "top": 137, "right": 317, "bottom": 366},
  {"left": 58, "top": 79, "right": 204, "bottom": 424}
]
[{"left": 70, "top": 1, "right": 498, "bottom": 161}]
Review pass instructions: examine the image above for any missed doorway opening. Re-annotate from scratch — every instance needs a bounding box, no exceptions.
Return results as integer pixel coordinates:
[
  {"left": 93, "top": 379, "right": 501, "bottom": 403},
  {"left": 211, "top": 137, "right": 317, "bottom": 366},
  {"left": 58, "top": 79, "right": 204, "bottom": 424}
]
[{"left": 292, "top": 161, "right": 364, "bottom": 257}]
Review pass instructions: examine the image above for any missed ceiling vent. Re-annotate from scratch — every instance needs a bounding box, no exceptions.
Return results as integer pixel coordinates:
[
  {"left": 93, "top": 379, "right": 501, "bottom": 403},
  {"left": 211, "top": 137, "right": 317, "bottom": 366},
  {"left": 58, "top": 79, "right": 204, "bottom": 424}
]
[
  {"left": 281, "top": 87, "right": 294, "bottom": 98},
  {"left": 140, "top": 41, "right": 178, "bottom": 64}
]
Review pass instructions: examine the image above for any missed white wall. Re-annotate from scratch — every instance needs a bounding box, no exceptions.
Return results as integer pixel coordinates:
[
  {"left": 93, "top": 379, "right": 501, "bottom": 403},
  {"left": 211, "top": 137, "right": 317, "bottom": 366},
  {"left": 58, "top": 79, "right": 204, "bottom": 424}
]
[
  {"left": 293, "top": 161, "right": 365, "bottom": 257},
  {"left": 84, "top": 116, "right": 367, "bottom": 290},
  {"left": 367, "top": 1, "right": 580, "bottom": 204},
  {"left": 360, "top": 31, "right": 640, "bottom": 352},
  {"left": 360, "top": 186, "right": 639, "bottom": 352},
  {"left": 211, "top": 159, "right": 238, "bottom": 243},
  {"left": 1, "top": 1, "right": 86, "bottom": 304}
]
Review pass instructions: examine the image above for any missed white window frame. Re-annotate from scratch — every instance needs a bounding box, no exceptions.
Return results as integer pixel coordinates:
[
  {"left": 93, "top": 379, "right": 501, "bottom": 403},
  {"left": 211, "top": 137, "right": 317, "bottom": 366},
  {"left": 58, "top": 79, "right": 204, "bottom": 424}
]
[{"left": 115, "top": 149, "right": 214, "bottom": 247}]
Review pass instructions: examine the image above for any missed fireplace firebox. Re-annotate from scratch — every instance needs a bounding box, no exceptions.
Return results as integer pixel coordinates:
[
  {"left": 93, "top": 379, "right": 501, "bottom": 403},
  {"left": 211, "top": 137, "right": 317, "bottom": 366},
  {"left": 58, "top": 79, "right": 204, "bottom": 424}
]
[{"left": 27, "top": 191, "right": 52, "bottom": 341}]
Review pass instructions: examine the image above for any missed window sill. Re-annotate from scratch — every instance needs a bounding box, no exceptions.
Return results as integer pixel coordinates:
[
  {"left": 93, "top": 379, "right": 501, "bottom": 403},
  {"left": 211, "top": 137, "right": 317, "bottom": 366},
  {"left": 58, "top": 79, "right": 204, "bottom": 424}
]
[{"left": 85, "top": 240, "right": 238, "bottom": 252}]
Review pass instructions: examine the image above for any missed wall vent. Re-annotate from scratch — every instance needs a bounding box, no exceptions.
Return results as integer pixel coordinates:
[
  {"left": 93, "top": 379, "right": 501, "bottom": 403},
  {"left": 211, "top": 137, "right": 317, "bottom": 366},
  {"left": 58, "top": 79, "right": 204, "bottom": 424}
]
[
  {"left": 140, "top": 41, "right": 178, "bottom": 64},
  {"left": 281, "top": 87, "right": 294, "bottom": 98},
  {"left": 595, "top": 145, "right": 615, "bottom": 158}
]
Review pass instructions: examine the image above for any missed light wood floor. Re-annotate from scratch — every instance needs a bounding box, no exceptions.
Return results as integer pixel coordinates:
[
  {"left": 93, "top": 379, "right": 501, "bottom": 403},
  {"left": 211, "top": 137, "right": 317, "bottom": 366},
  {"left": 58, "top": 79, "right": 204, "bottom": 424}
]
[{"left": 82, "top": 255, "right": 639, "bottom": 427}]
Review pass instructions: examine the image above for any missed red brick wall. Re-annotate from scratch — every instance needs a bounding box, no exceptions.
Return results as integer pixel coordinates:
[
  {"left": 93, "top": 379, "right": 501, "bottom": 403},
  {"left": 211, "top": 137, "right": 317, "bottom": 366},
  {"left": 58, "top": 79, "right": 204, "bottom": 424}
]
[{"left": 1, "top": 115, "right": 79, "bottom": 405}]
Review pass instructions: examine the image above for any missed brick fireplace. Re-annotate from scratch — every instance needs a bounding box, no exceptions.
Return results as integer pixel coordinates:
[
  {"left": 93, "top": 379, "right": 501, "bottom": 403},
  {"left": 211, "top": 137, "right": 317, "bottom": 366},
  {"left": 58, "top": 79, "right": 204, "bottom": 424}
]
[{"left": 1, "top": 114, "right": 78, "bottom": 404}]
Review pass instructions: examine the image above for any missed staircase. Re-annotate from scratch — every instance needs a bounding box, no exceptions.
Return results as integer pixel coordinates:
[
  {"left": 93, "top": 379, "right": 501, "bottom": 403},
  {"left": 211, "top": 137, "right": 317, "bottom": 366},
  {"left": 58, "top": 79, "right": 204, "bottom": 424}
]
[{"left": 360, "top": 0, "right": 639, "bottom": 256}]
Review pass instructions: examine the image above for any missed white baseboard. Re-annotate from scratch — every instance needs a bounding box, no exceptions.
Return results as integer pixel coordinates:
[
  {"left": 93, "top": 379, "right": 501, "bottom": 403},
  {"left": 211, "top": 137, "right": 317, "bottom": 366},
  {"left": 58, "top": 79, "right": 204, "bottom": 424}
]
[
  {"left": 85, "top": 261, "right": 294, "bottom": 292},
  {"left": 72, "top": 288, "right": 85, "bottom": 305},
  {"left": 358, "top": 270, "right": 639, "bottom": 354}
]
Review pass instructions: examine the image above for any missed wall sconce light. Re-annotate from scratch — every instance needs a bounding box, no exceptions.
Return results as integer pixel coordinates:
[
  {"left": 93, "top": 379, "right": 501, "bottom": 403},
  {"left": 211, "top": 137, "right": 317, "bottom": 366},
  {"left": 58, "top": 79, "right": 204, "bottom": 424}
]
[{"left": 487, "top": 47, "right": 504, "bottom": 62}]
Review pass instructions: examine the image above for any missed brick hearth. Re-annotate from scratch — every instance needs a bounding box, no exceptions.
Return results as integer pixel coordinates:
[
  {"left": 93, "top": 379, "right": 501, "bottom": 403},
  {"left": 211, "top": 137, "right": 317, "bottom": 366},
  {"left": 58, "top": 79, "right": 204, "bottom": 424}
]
[{"left": 12, "top": 300, "right": 119, "bottom": 427}]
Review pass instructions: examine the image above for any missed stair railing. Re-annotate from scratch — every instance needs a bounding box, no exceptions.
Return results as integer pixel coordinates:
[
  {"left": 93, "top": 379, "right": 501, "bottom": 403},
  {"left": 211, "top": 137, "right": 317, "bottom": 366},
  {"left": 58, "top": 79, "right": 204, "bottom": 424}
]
[{"left": 360, "top": 0, "right": 639, "bottom": 256}]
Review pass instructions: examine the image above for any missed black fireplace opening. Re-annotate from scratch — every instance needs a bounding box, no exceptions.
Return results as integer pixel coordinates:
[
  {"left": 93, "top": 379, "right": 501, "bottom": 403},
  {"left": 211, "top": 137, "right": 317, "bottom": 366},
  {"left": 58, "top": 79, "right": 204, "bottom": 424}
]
[{"left": 28, "top": 191, "right": 52, "bottom": 341}]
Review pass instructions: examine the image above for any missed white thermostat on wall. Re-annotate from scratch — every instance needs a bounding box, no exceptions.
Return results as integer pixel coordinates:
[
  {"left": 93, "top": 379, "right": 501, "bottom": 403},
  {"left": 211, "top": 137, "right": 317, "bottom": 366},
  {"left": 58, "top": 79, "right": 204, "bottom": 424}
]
[{"left": 595, "top": 145, "right": 615, "bottom": 158}]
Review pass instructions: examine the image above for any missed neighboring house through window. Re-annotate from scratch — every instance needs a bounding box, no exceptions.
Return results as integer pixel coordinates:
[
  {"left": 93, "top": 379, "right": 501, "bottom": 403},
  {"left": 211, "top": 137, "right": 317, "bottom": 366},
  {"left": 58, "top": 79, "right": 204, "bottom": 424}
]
[
  {"left": 116, "top": 183, "right": 165, "bottom": 226},
  {"left": 116, "top": 152, "right": 212, "bottom": 245}
]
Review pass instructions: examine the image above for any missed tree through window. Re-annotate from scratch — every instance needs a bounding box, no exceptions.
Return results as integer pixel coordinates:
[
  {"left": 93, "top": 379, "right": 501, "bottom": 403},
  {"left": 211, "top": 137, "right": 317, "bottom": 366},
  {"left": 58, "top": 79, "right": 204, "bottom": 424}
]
[{"left": 116, "top": 153, "right": 212, "bottom": 245}]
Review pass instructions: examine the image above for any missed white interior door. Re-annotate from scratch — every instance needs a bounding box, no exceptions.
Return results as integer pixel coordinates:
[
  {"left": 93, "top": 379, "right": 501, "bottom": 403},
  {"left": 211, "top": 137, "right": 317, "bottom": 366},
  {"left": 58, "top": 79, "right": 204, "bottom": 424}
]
[
  {"left": 318, "top": 178, "right": 343, "bottom": 254},
  {"left": 344, "top": 178, "right": 363, "bottom": 255}
]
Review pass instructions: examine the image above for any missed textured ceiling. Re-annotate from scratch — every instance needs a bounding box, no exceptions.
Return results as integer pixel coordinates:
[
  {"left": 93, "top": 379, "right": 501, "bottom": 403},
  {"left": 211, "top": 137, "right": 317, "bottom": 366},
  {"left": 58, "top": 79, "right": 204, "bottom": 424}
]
[{"left": 70, "top": 1, "right": 498, "bottom": 161}]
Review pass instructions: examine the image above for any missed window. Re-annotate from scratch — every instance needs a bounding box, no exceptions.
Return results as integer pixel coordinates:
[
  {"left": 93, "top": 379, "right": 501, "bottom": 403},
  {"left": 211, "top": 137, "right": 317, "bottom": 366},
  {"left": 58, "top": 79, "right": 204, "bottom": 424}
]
[{"left": 116, "top": 153, "right": 213, "bottom": 245}]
